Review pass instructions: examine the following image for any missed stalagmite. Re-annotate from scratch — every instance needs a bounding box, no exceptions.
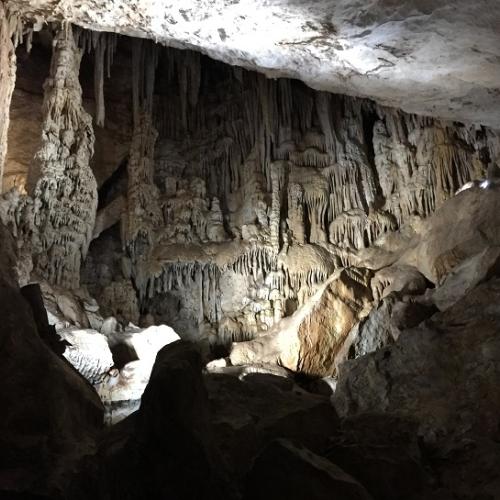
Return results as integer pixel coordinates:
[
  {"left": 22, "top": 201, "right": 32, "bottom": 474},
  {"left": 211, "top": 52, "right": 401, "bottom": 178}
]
[
  {"left": 270, "top": 161, "right": 287, "bottom": 252},
  {"left": 124, "top": 110, "right": 163, "bottom": 299},
  {"left": 287, "top": 183, "right": 305, "bottom": 244},
  {"left": 94, "top": 38, "right": 106, "bottom": 127},
  {"left": 29, "top": 26, "right": 98, "bottom": 289},
  {"left": 124, "top": 40, "right": 163, "bottom": 300},
  {"left": 0, "top": 4, "right": 18, "bottom": 193}
]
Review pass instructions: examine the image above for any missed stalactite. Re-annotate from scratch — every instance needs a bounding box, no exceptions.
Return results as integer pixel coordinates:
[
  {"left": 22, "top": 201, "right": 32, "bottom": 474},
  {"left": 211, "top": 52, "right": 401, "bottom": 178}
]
[
  {"left": 29, "top": 26, "right": 98, "bottom": 289},
  {"left": 315, "top": 91, "right": 336, "bottom": 155},
  {"left": 289, "top": 147, "right": 331, "bottom": 167},
  {"left": 270, "top": 161, "right": 287, "bottom": 252},
  {"left": 132, "top": 40, "right": 142, "bottom": 128},
  {"left": 94, "top": 38, "right": 105, "bottom": 127},
  {"left": 187, "top": 50, "right": 201, "bottom": 108},
  {"left": 74, "top": 28, "right": 117, "bottom": 127},
  {"left": 329, "top": 209, "right": 366, "bottom": 249},
  {"left": 230, "top": 246, "right": 275, "bottom": 277},
  {"left": 124, "top": 39, "right": 163, "bottom": 300}
]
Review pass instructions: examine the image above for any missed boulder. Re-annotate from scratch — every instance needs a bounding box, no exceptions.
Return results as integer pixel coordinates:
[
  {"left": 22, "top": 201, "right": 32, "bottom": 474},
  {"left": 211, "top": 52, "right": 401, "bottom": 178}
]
[
  {"left": 431, "top": 246, "right": 500, "bottom": 310},
  {"left": 349, "top": 294, "right": 437, "bottom": 358},
  {"left": 243, "top": 439, "right": 373, "bottom": 500},
  {"left": 371, "top": 264, "right": 428, "bottom": 301},
  {"left": 56, "top": 294, "right": 90, "bottom": 328},
  {"left": 326, "top": 415, "right": 431, "bottom": 500},
  {"left": 0, "top": 276, "right": 103, "bottom": 498},
  {"left": 70, "top": 341, "right": 237, "bottom": 500},
  {"left": 40, "top": 282, "right": 103, "bottom": 331},
  {"left": 334, "top": 277, "right": 500, "bottom": 442},
  {"left": 57, "top": 328, "right": 114, "bottom": 384},
  {"left": 205, "top": 371, "right": 339, "bottom": 477},
  {"left": 399, "top": 187, "right": 500, "bottom": 283}
]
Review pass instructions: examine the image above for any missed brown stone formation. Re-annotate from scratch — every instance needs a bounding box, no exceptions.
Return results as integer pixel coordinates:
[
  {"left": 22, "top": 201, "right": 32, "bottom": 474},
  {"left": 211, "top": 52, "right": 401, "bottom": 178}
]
[{"left": 297, "top": 268, "right": 373, "bottom": 377}]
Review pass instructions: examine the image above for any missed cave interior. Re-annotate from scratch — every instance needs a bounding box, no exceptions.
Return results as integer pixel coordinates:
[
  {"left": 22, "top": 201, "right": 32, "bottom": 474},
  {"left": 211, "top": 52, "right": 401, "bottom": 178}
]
[{"left": 1, "top": 3, "right": 500, "bottom": 500}]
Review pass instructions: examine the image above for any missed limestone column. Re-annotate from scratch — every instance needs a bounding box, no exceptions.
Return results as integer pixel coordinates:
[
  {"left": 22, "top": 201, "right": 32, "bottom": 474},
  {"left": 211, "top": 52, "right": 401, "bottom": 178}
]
[
  {"left": 270, "top": 161, "right": 288, "bottom": 252},
  {"left": 0, "top": 4, "right": 17, "bottom": 192},
  {"left": 123, "top": 40, "right": 163, "bottom": 300},
  {"left": 31, "top": 26, "right": 98, "bottom": 289}
]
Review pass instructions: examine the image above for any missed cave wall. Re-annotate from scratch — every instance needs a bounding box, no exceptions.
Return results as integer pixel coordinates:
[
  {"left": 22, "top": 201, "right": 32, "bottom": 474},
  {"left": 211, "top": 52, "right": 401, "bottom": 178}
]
[
  {"left": 123, "top": 41, "right": 498, "bottom": 343},
  {"left": 1, "top": 23, "right": 499, "bottom": 345}
]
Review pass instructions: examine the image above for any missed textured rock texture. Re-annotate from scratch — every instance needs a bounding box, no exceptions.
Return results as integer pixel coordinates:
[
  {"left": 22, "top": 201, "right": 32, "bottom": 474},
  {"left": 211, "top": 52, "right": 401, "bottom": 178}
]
[
  {"left": 333, "top": 277, "right": 500, "bottom": 497},
  {"left": 7, "top": 0, "right": 500, "bottom": 128},
  {"left": 334, "top": 275, "right": 500, "bottom": 436}
]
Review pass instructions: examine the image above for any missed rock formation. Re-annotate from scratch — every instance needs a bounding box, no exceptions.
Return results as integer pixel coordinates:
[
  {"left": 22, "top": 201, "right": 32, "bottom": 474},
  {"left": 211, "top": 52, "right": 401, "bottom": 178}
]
[
  {"left": 1, "top": 5, "right": 500, "bottom": 499},
  {"left": 0, "top": 3, "right": 16, "bottom": 191},
  {"left": 0, "top": 222, "right": 104, "bottom": 498}
]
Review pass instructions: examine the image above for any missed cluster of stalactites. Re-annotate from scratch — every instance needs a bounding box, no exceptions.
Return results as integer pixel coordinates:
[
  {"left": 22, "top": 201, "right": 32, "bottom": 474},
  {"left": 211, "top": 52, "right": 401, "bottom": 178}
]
[
  {"left": 273, "top": 94, "right": 491, "bottom": 250},
  {"left": 28, "top": 26, "right": 97, "bottom": 289},
  {"left": 373, "top": 110, "right": 490, "bottom": 227},
  {"left": 132, "top": 38, "right": 159, "bottom": 127},
  {"left": 230, "top": 245, "right": 276, "bottom": 281},
  {"left": 87, "top": 42, "right": 496, "bottom": 344},
  {"left": 144, "top": 262, "right": 221, "bottom": 323},
  {"left": 74, "top": 28, "right": 118, "bottom": 128}
]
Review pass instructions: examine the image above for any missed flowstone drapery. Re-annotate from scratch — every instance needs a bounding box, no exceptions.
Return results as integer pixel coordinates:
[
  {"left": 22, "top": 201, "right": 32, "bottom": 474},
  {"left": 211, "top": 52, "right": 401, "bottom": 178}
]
[{"left": 30, "top": 27, "right": 97, "bottom": 289}]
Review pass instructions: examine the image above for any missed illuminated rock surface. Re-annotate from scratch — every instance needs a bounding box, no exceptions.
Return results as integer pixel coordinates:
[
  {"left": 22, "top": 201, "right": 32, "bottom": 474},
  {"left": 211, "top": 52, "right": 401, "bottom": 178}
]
[{"left": 5, "top": 0, "right": 500, "bottom": 128}]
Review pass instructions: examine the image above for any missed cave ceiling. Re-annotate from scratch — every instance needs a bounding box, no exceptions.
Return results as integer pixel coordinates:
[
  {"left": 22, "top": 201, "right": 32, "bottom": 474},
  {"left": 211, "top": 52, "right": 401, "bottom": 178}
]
[{"left": 6, "top": 0, "right": 500, "bottom": 129}]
